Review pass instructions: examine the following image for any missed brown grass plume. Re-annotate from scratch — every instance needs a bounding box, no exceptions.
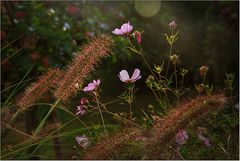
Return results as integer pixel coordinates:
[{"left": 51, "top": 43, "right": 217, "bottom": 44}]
[
  {"left": 16, "top": 68, "right": 62, "bottom": 109},
  {"left": 145, "top": 92, "right": 226, "bottom": 159},
  {"left": 54, "top": 34, "right": 112, "bottom": 102}
]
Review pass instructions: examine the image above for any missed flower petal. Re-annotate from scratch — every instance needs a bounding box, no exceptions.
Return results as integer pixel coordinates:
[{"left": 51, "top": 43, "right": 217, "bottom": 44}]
[
  {"left": 118, "top": 74, "right": 127, "bottom": 82},
  {"left": 83, "top": 85, "right": 95, "bottom": 92},
  {"left": 112, "top": 28, "right": 124, "bottom": 35},
  {"left": 96, "top": 79, "right": 100, "bottom": 85},
  {"left": 119, "top": 70, "right": 130, "bottom": 82},
  {"left": 131, "top": 68, "right": 141, "bottom": 81},
  {"left": 121, "top": 22, "right": 133, "bottom": 34},
  {"left": 175, "top": 129, "right": 188, "bottom": 145}
]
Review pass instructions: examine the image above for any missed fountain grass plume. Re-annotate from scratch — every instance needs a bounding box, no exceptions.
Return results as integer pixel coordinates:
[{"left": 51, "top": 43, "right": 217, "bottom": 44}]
[
  {"left": 81, "top": 93, "right": 226, "bottom": 160},
  {"left": 145, "top": 92, "right": 226, "bottom": 159},
  {"left": 54, "top": 34, "right": 112, "bottom": 102},
  {"left": 16, "top": 68, "right": 62, "bottom": 110},
  {"left": 82, "top": 128, "right": 142, "bottom": 160}
]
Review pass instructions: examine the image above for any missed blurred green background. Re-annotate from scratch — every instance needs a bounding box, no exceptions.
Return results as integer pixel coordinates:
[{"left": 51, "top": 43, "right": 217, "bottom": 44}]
[{"left": 1, "top": 1, "right": 239, "bottom": 102}]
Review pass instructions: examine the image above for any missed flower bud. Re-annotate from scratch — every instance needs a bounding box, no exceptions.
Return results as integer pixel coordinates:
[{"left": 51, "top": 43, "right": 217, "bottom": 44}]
[
  {"left": 169, "top": 54, "right": 179, "bottom": 64},
  {"left": 133, "top": 31, "right": 142, "bottom": 45},
  {"left": 180, "top": 68, "right": 188, "bottom": 76},
  {"left": 195, "top": 83, "right": 205, "bottom": 93},
  {"left": 169, "top": 20, "right": 177, "bottom": 29},
  {"left": 199, "top": 66, "right": 209, "bottom": 77}
]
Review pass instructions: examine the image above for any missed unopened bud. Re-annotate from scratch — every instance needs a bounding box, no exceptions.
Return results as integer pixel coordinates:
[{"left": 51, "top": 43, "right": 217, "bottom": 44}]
[
  {"left": 170, "top": 54, "right": 179, "bottom": 64},
  {"left": 199, "top": 66, "right": 209, "bottom": 77}
]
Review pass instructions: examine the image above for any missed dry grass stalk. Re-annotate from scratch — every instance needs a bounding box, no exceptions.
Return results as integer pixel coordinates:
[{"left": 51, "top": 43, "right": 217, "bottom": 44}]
[
  {"left": 54, "top": 34, "right": 112, "bottom": 102},
  {"left": 82, "top": 128, "right": 141, "bottom": 160},
  {"left": 37, "top": 122, "right": 61, "bottom": 137},
  {"left": 16, "top": 68, "right": 62, "bottom": 110},
  {"left": 145, "top": 92, "right": 226, "bottom": 159}
]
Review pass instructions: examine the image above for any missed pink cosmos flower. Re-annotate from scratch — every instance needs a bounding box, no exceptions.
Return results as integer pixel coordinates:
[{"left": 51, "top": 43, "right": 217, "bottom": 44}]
[
  {"left": 169, "top": 20, "right": 177, "bottom": 29},
  {"left": 83, "top": 79, "right": 100, "bottom": 92},
  {"left": 112, "top": 22, "right": 133, "bottom": 35},
  {"left": 76, "top": 98, "right": 89, "bottom": 116},
  {"left": 118, "top": 68, "right": 141, "bottom": 83},
  {"left": 175, "top": 129, "right": 189, "bottom": 145},
  {"left": 76, "top": 105, "right": 87, "bottom": 116},
  {"left": 75, "top": 135, "right": 90, "bottom": 149},
  {"left": 198, "top": 133, "right": 211, "bottom": 147}
]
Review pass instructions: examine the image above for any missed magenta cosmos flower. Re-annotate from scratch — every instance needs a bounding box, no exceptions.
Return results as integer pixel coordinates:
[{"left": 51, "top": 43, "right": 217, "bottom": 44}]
[
  {"left": 76, "top": 98, "right": 89, "bottom": 116},
  {"left": 112, "top": 22, "right": 133, "bottom": 35},
  {"left": 76, "top": 105, "right": 87, "bottom": 116},
  {"left": 175, "top": 129, "right": 188, "bottom": 145},
  {"left": 119, "top": 68, "right": 141, "bottom": 83},
  {"left": 83, "top": 79, "right": 100, "bottom": 92}
]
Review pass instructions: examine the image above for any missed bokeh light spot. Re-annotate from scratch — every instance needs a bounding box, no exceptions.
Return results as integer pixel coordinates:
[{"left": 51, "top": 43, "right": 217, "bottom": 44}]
[{"left": 134, "top": 1, "right": 161, "bottom": 17}]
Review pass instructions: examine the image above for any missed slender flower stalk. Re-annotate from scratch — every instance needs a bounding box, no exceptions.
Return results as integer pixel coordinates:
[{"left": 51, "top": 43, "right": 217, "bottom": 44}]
[
  {"left": 174, "top": 63, "right": 178, "bottom": 89},
  {"left": 165, "top": 21, "right": 178, "bottom": 77},
  {"left": 128, "top": 87, "right": 133, "bottom": 125},
  {"left": 118, "top": 69, "right": 141, "bottom": 125},
  {"left": 83, "top": 79, "right": 106, "bottom": 133},
  {"left": 181, "top": 75, "right": 184, "bottom": 88},
  {"left": 165, "top": 43, "right": 173, "bottom": 77},
  {"left": 128, "top": 38, "right": 157, "bottom": 80},
  {"left": 170, "top": 54, "right": 179, "bottom": 89},
  {"left": 94, "top": 91, "right": 106, "bottom": 133},
  {"left": 199, "top": 65, "right": 209, "bottom": 84},
  {"left": 180, "top": 68, "right": 188, "bottom": 89}
]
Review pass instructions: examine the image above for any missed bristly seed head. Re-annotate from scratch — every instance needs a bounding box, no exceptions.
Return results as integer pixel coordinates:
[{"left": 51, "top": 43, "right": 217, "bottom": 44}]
[
  {"left": 16, "top": 68, "right": 62, "bottom": 110},
  {"left": 54, "top": 34, "right": 112, "bottom": 102}
]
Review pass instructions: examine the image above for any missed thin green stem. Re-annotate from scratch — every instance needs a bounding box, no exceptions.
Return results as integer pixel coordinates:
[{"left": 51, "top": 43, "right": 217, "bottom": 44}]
[
  {"left": 1, "top": 33, "right": 25, "bottom": 51},
  {"left": 174, "top": 63, "right": 178, "bottom": 89},
  {"left": 165, "top": 44, "right": 172, "bottom": 77},
  {"left": 32, "top": 100, "right": 60, "bottom": 138},
  {"left": 181, "top": 75, "right": 184, "bottom": 89},
  {"left": 128, "top": 87, "right": 133, "bottom": 125},
  {"left": 3, "top": 62, "right": 36, "bottom": 108},
  {"left": 142, "top": 111, "right": 153, "bottom": 125},
  {"left": 95, "top": 92, "right": 106, "bottom": 133},
  {"left": 9, "top": 109, "right": 21, "bottom": 124},
  {"left": 202, "top": 75, "right": 206, "bottom": 84},
  {"left": 140, "top": 53, "right": 157, "bottom": 80},
  {"left": 18, "top": 100, "right": 60, "bottom": 158},
  {"left": 1, "top": 47, "right": 24, "bottom": 65},
  {"left": 1, "top": 76, "right": 38, "bottom": 93},
  {"left": 128, "top": 38, "right": 158, "bottom": 80}
]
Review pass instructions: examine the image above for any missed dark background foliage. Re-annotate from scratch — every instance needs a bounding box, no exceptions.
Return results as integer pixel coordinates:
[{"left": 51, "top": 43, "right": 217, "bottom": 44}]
[{"left": 1, "top": 1, "right": 239, "bottom": 101}]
